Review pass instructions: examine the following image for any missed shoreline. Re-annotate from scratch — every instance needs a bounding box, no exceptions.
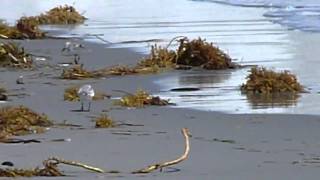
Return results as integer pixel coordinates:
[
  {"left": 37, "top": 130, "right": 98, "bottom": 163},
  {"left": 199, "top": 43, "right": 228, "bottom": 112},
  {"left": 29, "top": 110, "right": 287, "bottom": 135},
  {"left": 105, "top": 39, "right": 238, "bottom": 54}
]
[{"left": 1, "top": 38, "right": 320, "bottom": 179}]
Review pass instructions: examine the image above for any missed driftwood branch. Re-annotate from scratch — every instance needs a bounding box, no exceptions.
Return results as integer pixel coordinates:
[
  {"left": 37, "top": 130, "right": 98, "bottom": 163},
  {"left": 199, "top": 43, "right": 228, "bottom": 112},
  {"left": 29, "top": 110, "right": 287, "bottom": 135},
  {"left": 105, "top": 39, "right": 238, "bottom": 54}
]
[
  {"left": 0, "top": 34, "right": 9, "bottom": 39},
  {"left": 132, "top": 128, "right": 191, "bottom": 174},
  {"left": 165, "top": 36, "right": 187, "bottom": 49},
  {"left": 47, "top": 157, "right": 105, "bottom": 173},
  {"left": 7, "top": 53, "right": 19, "bottom": 63}
]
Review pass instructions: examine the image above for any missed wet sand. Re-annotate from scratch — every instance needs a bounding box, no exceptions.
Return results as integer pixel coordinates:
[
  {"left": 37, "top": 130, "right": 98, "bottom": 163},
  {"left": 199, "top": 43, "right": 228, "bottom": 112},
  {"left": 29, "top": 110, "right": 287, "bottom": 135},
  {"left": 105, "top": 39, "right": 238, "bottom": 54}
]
[{"left": 1, "top": 39, "right": 320, "bottom": 180}]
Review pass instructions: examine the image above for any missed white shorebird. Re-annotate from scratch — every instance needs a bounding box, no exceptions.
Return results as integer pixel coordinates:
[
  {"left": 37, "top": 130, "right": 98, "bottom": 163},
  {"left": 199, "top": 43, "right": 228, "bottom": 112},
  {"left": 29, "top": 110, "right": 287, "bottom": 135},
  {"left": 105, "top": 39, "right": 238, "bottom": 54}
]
[
  {"left": 61, "top": 41, "right": 85, "bottom": 53},
  {"left": 77, "top": 84, "right": 95, "bottom": 112},
  {"left": 16, "top": 75, "right": 24, "bottom": 84}
]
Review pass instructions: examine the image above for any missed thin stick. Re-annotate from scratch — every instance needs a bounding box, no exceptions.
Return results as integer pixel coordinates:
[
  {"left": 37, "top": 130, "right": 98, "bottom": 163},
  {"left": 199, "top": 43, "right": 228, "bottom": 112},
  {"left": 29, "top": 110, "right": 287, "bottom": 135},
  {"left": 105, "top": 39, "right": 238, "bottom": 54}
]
[
  {"left": 92, "top": 34, "right": 111, "bottom": 44},
  {"left": 112, "top": 89, "right": 134, "bottom": 96},
  {"left": 0, "top": 34, "right": 9, "bottom": 39},
  {"left": 47, "top": 157, "right": 105, "bottom": 173},
  {"left": 7, "top": 53, "right": 19, "bottom": 63},
  {"left": 165, "top": 36, "right": 187, "bottom": 49},
  {"left": 132, "top": 128, "right": 191, "bottom": 174}
]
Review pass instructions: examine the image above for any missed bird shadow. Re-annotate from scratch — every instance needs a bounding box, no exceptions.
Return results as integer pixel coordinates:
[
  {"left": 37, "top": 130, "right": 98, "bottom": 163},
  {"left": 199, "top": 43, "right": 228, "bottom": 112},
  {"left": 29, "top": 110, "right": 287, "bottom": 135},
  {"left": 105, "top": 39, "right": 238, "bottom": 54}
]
[{"left": 70, "top": 109, "right": 90, "bottom": 112}]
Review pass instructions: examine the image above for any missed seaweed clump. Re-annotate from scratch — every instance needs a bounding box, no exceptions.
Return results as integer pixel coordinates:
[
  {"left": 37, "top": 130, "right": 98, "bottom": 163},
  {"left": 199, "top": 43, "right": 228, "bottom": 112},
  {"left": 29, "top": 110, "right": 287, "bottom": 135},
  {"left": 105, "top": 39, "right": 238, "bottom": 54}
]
[
  {"left": 0, "top": 21, "right": 25, "bottom": 39},
  {"left": 103, "top": 65, "right": 139, "bottom": 76},
  {"left": 115, "top": 90, "right": 170, "bottom": 107},
  {"left": 16, "top": 17, "right": 46, "bottom": 39},
  {"left": 95, "top": 114, "right": 116, "bottom": 128},
  {"left": 138, "top": 37, "right": 237, "bottom": 71},
  {"left": 241, "top": 67, "right": 304, "bottom": 94},
  {"left": 0, "top": 42, "right": 32, "bottom": 68},
  {"left": 0, "top": 106, "right": 52, "bottom": 140},
  {"left": 0, "top": 5, "right": 85, "bottom": 39},
  {"left": 33, "top": 5, "right": 86, "bottom": 25},
  {"left": 0, "top": 19, "right": 45, "bottom": 39},
  {"left": 15, "top": 5, "right": 85, "bottom": 38},
  {"left": 176, "top": 38, "right": 236, "bottom": 69},
  {"left": 64, "top": 85, "right": 109, "bottom": 101},
  {"left": 138, "top": 45, "right": 176, "bottom": 69},
  {"left": 61, "top": 65, "right": 102, "bottom": 79}
]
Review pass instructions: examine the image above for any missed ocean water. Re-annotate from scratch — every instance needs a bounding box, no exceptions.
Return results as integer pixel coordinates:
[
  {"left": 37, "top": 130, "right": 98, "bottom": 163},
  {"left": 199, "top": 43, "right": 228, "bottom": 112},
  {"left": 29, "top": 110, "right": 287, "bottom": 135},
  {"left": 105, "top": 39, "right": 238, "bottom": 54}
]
[
  {"left": 1, "top": 0, "right": 320, "bottom": 114},
  {"left": 194, "top": 0, "right": 320, "bottom": 32}
]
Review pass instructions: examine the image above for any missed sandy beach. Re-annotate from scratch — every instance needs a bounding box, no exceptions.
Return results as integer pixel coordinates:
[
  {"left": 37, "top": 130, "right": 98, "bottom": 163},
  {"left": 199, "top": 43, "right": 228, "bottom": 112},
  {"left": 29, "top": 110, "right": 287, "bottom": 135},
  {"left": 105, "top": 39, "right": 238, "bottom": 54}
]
[
  {"left": 1, "top": 39, "right": 320, "bottom": 180},
  {"left": 1, "top": 0, "right": 320, "bottom": 179}
]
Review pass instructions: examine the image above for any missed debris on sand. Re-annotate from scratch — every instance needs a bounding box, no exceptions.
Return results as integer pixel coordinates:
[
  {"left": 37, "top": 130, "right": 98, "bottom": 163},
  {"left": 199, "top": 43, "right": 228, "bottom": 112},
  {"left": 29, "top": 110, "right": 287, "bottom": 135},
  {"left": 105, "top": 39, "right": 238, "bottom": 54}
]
[
  {"left": 15, "top": 5, "right": 85, "bottom": 38},
  {"left": 0, "top": 128, "right": 190, "bottom": 177},
  {"left": 0, "top": 5, "right": 86, "bottom": 39},
  {"left": 0, "top": 21, "right": 25, "bottom": 39},
  {"left": 95, "top": 114, "right": 116, "bottom": 128},
  {"left": 64, "top": 85, "right": 110, "bottom": 101},
  {"left": 137, "top": 37, "right": 237, "bottom": 71},
  {"left": 0, "top": 42, "right": 32, "bottom": 68},
  {"left": 115, "top": 89, "right": 170, "bottom": 107},
  {"left": 0, "top": 106, "right": 52, "bottom": 140},
  {"left": 29, "top": 5, "right": 86, "bottom": 25},
  {"left": 241, "top": 67, "right": 304, "bottom": 94},
  {"left": 0, "top": 87, "right": 7, "bottom": 101},
  {"left": 102, "top": 65, "right": 139, "bottom": 76},
  {"left": 60, "top": 37, "right": 238, "bottom": 80},
  {"left": 175, "top": 37, "right": 237, "bottom": 69},
  {"left": 0, "top": 20, "right": 45, "bottom": 39},
  {"left": 61, "top": 64, "right": 158, "bottom": 80},
  {"left": 138, "top": 44, "right": 176, "bottom": 69},
  {"left": 60, "top": 65, "right": 102, "bottom": 79},
  {"left": 0, "top": 157, "right": 103, "bottom": 177},
  {"left": 16, "top": 17, "right": 46, "bottom": 39}
]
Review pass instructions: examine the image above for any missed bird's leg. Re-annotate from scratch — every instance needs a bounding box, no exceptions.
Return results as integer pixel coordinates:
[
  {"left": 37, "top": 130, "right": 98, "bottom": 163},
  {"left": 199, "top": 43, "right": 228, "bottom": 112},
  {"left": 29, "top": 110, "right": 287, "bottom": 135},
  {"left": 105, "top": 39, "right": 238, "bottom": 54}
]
[
  {"left": 74, "top": 54, "right": 79, "bottom": 64},
  {"left": 88, "top": 101, "right": 91, "bottom": 112},
  {"left": 80, "top": 101, "right": 84, "bottom": 111}
]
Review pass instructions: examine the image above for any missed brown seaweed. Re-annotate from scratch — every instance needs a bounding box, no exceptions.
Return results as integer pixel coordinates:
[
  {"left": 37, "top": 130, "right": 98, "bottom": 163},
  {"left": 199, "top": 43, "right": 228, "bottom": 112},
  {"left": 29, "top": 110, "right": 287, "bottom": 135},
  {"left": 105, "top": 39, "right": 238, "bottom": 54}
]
[
  {"left": 0, "top": 42, "right": 32, "bottom": 68},
  {"left": 176, "top": 37, "right": 236, "bottom": 69},
  {"left": 0, "top": 5, "right": 85, "bottom": 39},
  {"left": 0, "top": 21, "right": 25, "bottom": 39},
  {"left": 60, "top": 65, "right": 102, "bottom": 79},
  {"left": 34, "top": 5, "right": 86, "bottom": 25},
  {"left": 115, "top": 89, "right": 170, "bottom": 107},
  {"left": 16, "top": 17, "right": 46, "bottom": 39},
  {"left": 0, "top": 106, "right": 52, "bottom": 140},
  {"left": 138, "top": 44, "right": 176, "bottom": 69},
  {"left": 241, "top": 67, "right": 304, "bottom": 94},
  {"left": 94, "top": 114, "right": 116, "bottom": 128}
]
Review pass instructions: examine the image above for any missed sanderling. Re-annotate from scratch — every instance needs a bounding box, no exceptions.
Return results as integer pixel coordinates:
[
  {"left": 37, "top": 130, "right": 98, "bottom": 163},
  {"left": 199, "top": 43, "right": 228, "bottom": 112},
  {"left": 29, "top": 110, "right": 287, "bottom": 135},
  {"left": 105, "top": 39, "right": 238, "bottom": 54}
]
[
  {"left": 61, "top": 41, "right": 85, "bottom": 53},
  {"left": 0, "top": 93, "right": 7, "bottom": 101},
  {"left": 16, "top": 75, "right": 24, "bottom": 84},
  {"left": 77, "top": 84, "right": 95, "bottom": 112},
  {"left": 73, "top": 54, "right": 80, "bottom": 64}
]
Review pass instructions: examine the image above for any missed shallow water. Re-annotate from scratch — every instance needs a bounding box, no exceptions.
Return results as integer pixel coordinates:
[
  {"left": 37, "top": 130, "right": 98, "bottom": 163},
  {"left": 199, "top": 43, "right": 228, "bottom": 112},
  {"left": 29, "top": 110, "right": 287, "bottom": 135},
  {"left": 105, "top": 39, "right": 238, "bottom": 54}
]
[
  {"left": 1, "top": 0, "right": 320, "bottom": 114},
  {"left": 194, "top": 0, "right": 320, "bottom": 32}
]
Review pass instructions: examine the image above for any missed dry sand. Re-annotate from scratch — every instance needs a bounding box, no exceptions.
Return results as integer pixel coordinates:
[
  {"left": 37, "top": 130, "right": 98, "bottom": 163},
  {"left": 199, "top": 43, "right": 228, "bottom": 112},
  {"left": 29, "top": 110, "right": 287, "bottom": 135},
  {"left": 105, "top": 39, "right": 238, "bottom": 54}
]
[{"left": 1, "top": 39, "right": 320, "bottom": 180}]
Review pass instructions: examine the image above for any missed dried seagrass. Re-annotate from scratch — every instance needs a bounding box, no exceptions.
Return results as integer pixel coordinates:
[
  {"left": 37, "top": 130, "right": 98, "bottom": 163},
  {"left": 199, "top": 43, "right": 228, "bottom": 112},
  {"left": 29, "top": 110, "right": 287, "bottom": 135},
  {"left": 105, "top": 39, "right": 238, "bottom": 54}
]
[
  {"left": 0, "top": 5, "right": 85, "bottom": 39},
  {"left": 176, "top": 37, "right": 236, "bottom": 69},
  {"left": 0, "top": 42, "right": 32, "bottom": 68},
  {"left": 61, "top": 65, "right": 102, "bottom": 79},
  {"left": 115, "top": 89, "right": 170, "bottom": 107},
  {"left": 138, "top": 44, "right": 176, "bottom": 69},
  {"left": 241, "top": 67, "right": 304, "bottom": 94},
  {"left": 0, "top": 106, "right": 52, "bottom": 140},
  {"left": 95, "top": 114, "right": 116, "bottom": 128}
]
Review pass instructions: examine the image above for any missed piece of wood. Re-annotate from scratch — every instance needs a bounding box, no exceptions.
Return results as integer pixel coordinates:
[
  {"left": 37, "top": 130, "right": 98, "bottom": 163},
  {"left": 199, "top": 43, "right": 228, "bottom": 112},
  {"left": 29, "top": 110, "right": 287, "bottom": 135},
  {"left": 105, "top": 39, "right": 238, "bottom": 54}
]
[
  {"left": 47, "top": 157, "right": 105, "bottom": 173},
  {"left": 132, "top": 128, "right": 191, "bottom": 174}
]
